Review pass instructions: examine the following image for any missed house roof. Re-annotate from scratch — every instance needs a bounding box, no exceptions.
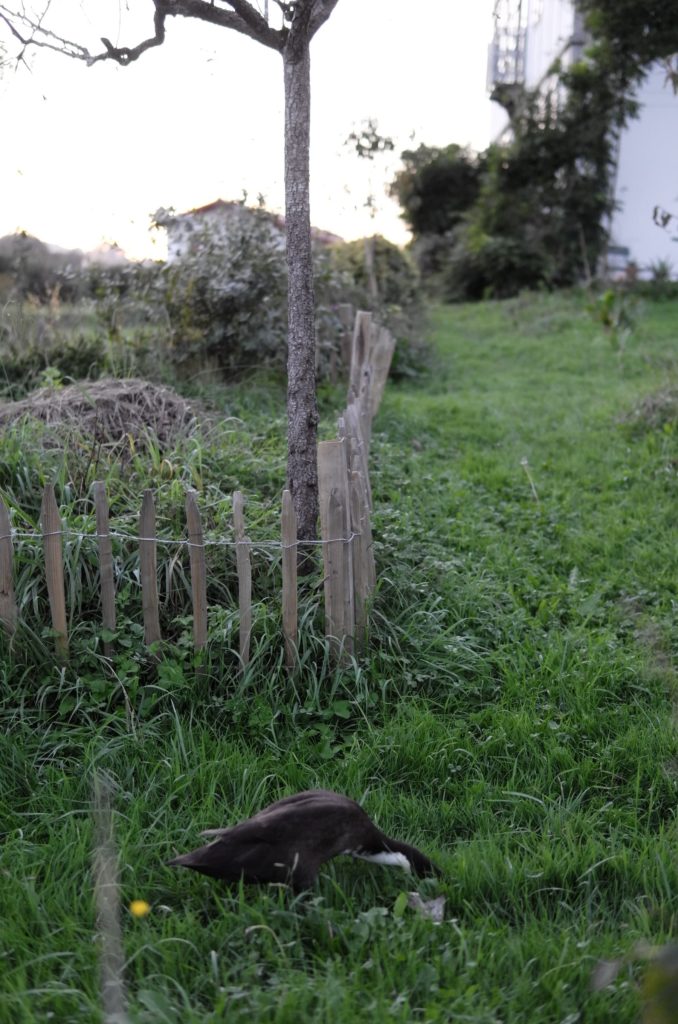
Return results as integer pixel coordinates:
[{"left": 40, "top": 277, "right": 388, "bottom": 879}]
[
  {"left": 165, "top": 198, "right": 343, "bottom": 245},
  {"left": 176, "top": 199, "right": 240, "bottom": 219}
]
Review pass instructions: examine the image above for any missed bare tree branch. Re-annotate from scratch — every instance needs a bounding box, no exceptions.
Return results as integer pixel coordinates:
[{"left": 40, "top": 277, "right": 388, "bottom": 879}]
[
  {"left": 0, "top": 0, "right": 286, "bottom": 66},
  {"left": 308, "top": 0, "right": 340, "bottom": 40},
  {"left": 166, "top": 0, "right": 283, "bottom": 51},
  {"left": 214, "top": 0, "right": 275, "bottom": 37},
  {"left": 284, "top": 0, "right": 312, "bottom": 39},
  {"left": 97, "top": 4, "right": 166, "bottom": 66},
  {"left": 0, "top": 6, "right": 95, "bottom": 63},
  {"left": 0, "top": 2, "right": 166, "bottom": 65},
  {"left": 271, "top": 0, "right": 293, "bottom": 20}
]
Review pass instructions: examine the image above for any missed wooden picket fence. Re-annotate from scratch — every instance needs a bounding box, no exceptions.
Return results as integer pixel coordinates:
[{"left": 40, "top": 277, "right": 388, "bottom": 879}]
[{"left": 0, "top": 309, "right": 395, "bottom": 666}]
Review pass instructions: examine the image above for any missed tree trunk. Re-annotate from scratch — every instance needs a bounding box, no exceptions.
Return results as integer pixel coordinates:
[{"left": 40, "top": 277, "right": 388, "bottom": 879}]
[{"left": 283, "top": 39, "right": 319, "bottom": 546}]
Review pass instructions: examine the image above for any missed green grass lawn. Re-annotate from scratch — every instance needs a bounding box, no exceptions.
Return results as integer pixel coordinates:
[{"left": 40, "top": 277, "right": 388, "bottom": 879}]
[{"left": 1, "top": 291, "right": 677, "bottom": 1022}]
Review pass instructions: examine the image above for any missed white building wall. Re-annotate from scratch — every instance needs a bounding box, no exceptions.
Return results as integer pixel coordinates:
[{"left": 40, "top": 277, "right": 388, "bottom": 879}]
[
  {"left": 523, "top": 0, "right": 576, "bottom": 88},
  {"left": 163, "top": 203, "right": 285, "bottom": 263},
  {"left": 608, "top": 63, "right": 678, "bottom": 274}
]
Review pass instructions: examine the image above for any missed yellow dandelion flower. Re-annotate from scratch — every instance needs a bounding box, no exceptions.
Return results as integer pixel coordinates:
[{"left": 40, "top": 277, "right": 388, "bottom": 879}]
[{"left": 129, "top": 899, "right": 151, "bottom": 918}]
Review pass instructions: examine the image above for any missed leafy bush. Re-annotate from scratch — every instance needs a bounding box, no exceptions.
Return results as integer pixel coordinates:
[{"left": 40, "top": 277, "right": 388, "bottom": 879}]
[
  {"left": 0, "top": 214, "right": 429, "bottom": 391},
  {"left": 329, "top": 236, "right": 429, "bottom": 377},
  {"left": 398, "top": 94, "right": 612, "bottom": 302},
  {"left": 0, "top": 232, "right": 85, "bottom": 303},
  {"left": 330, "top": 235, "right": 421, "bottom": 309},
  {"left": 437, "top": 226, "right": 549, "bottom": 301},
  {"left": 161, "top": 210, "right": 289, "bottom": 373},
  {"left": 389, "top": 143, "right": 483, "bottom": 237},
  {"left": 158, "top": 222, "right": 428, "bottom": 381}
]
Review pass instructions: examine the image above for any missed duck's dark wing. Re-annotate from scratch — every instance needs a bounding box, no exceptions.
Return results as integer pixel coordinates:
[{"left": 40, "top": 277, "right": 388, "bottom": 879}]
[
  {"left": 249, "top": 794, "right": 381, "bottom": 859},
  {"left": 167, "top": 834, "right": 259, "bottom": 881},
  {"left": 168, "top": 823, "right": 322, "bottom": 890},
  {"left": 198, "top": 792, "right": 359, "bottom": 838},
  {"left": 249, "top": 790, "right": 364, "bottom": 822},
  {"left": 199, "top": 825, "right": 235, "bottom": 839}
]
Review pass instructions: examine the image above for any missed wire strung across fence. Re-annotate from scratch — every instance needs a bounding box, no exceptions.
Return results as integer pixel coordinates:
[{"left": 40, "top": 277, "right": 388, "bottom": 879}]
[
  {"left": 0, "top": 308, "right": 395, "bottom": 668},
  {"left": 2, "top": 528, "right": 363, "bottom": 549}
]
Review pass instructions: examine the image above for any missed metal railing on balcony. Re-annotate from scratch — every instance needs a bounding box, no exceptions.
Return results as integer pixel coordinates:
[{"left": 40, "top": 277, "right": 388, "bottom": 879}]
[{"left": 487, "top": 26, "right": 527, "bottom": 89}]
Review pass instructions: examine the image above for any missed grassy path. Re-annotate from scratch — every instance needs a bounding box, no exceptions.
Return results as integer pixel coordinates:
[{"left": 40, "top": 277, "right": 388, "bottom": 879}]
[{"left": 1, "top": 293, "right": 677, "bottom": 1022}]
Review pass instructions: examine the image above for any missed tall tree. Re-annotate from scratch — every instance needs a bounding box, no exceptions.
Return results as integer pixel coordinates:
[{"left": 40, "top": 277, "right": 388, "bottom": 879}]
[
  {"left": 389, "top": 143, "right": 482, "bottom": 237},
  {"left": 0, "top": 0, "right": 340, "bottom": 544}
]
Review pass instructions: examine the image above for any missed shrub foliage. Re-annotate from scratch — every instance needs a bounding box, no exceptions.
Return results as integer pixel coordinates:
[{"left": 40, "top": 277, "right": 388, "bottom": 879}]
[{"left": 0, "top": 212, "right": 428, "bottom": 392}]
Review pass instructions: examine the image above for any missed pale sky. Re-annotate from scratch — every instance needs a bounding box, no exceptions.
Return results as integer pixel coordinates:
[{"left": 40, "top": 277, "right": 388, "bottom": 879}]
[{"left": 0, "top": 1, "right": 496, "bottom": 260}]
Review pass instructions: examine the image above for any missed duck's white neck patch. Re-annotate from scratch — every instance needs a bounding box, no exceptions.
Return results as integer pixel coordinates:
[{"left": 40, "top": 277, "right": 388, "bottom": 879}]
[{"left": 351, "top": 850, "right": 411, "bottom": 872}]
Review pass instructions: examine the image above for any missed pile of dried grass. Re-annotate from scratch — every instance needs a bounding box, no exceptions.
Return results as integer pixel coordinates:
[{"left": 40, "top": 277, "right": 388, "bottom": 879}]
[
  {"left": 621, "top": 387, "right": 678, "bottom": 431},
  {"left": 0, "top": 378, "right": 200, "bottom": 447}
]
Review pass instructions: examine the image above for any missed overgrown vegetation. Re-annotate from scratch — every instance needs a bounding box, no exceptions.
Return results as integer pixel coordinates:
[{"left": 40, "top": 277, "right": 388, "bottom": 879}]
[
  {"left": 390, "top": 1, "right": 678, "bottom": 300},
  {"left": 1, "top": 291, "right": 676, "bottom": 1021},
  {"left": 329, "top": 235, "right": 427, "bottom": 378},
  {"left": 0, "top": 216, "right": 426, "bottom": 393}
]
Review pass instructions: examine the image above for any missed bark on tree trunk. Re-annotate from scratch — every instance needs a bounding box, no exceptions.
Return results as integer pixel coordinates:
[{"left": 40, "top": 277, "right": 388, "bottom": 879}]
[{"left": 283, "top": 40, "right": 319, "bottom": 547}]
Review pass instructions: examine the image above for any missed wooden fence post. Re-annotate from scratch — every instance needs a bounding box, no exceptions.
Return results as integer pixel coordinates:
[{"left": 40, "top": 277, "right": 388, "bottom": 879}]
[
  {"left": 352, "top": 467, "right": 376, "bottom": 606},
  {"left": 338, "top": 303, "right": 354, "bottom": 371},
  {"left": 281, "top": 489, "right": 297, "bottom": 670},
  {"left": 185, "top": 489, "right": 208, "bottom": 654},
  {"left": 93, "top": 481, "right": 116, "bottom": 657},
  {"left": 342, "top": 401, "right": 373, "bottom": 511},
  {"left": 41, "top": 483, "right": 68, "bottom": 661},
  {"left": 233, "top": 491, "right": 252, "bottom": 668},
  {"left": 368, "top": 324, "right": 396, "bottom": 419},
  {"left": 348, "top": 310, "right": 372, "bottom": 403},
  {"left": 0, "top": 497, "right": 17, "bottom": 636},
  {"left": 139, "top": 490, "right": 161, "bottom": 647},
  {"left": 349, "top": 471, "right": 368, "bottom": 654},
  {"left": 318, "top": 439, "right": 354, "bottom": 659}
]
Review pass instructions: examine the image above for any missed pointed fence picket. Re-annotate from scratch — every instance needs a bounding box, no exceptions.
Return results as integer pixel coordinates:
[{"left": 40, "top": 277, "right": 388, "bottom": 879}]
[
  {"left": 232, "top": 490, "right": 252, "bottom": 668},
  {"left": 318, "top": 438, "right": 355, "bottom": 661},
  {"left": 185, "top": 489, "right": 208, "bottom": 653},
  {"left": 0, "top": 497, "right": 17, "bottom": 636},
  {"left": 41, "top": 483, "right": 69, "bottom": 661},
  {"left": 0, "top": 309, "right": 395, "bottom": 665},
  {"left": 139, "top": 489, "right": 162, "bottom": 648},
  {"left": 93, "top": 480, "right": 116, "bottom": 658},
  {"left": 281, "top": 489, "right": 298, "bottom": 670}
]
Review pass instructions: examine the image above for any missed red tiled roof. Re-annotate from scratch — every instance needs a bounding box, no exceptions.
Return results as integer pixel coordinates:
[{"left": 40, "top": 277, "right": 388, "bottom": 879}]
[{"left": 172, "top": 198, "right": 343, "bottom": 244}]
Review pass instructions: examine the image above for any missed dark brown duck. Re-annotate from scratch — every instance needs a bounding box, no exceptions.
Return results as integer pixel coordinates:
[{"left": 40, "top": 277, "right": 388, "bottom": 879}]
[{"left": 168, "top": 790, "right": 440, "bottom": 892}]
